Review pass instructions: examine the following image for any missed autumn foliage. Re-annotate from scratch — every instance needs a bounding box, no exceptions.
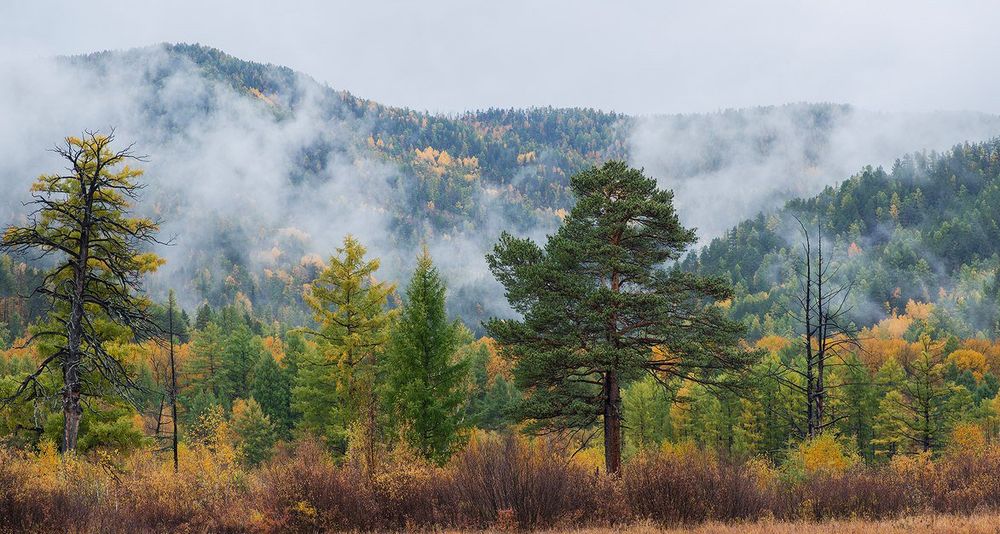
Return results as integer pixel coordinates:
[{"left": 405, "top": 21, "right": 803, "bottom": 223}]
[{"left": 2, "top": 435, "right": 1000, "bottom": 533}]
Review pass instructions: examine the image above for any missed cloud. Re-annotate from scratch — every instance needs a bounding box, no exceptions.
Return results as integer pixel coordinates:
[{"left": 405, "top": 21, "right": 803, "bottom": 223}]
[{"left": 628, "top": 104, "right": 1000, "bottom": 243}]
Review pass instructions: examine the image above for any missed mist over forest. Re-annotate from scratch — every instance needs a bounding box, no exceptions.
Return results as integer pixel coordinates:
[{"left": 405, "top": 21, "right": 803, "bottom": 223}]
[
  {"left": 3, "top": 44, "right": 1000, "bottom": 329},
  {"left": 5, "top": 29, "right": 1000, "bottom": 533}
]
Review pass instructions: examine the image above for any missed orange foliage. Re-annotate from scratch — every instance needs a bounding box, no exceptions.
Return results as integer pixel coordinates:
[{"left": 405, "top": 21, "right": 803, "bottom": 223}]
[
  {"left": 261, "top": 336, "right": 285, "bottom": 364},
  {"left": 948, "top": 349, "right": 988, "bottom": 380},
  {"left": 480, "top": 337, "right": 513, "bottom": 385}
]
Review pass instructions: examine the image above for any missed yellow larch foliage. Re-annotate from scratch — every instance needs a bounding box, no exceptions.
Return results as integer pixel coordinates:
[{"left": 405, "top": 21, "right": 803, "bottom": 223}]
[
  {"left": 480, "top": 337, "right": 513, "bottom": 385},
  {"left": 948, "top": 349, "right": 988, "bottom": 380},
  {"left": 905, "top": 299, "right": 934, "bottom": 321},
  {"left": 949, "top": 423, "right": 987, "bottom": 456},
  {"left": 797, "top": 434, "right": 854, "bottom": 474},
  {"left": 756, "top": 335, "right": 792, "bottom": 354},
  {"left": 262, "top": 336, "right": 286, "bottom": 364}
]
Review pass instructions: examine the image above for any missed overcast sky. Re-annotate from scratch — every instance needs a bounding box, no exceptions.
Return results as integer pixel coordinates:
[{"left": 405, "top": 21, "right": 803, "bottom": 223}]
[{"left": 1, "top": 0, "right": 998, "bottom": 115}]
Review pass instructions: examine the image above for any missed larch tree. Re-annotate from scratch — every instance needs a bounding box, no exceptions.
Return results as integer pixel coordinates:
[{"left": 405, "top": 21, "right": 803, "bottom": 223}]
[
  {"left": 294, "top": 235, "right": 396, "bottom": 467},
  {"left": 877, "top": 336, "right": 972, "bottom": 454},
  {"left": 184, "top": 321, "right": 224, "bottom": 400},
  {"left": 486, "top": 161, "right": 754, "bottom": 474},
  {"left": 0, "top": 131, "right": 164, "bottom": 452},
  {"left": 382, "top": 249, "right": 469, "bottom": 463}
]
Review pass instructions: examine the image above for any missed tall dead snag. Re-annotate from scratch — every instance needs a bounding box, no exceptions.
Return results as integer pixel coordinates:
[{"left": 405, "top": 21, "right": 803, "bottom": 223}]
[
  {"left": 1, "top": 131, "right": 164, "bottom": 452},
  {"left": 779, "top": 218, "right": 863, "bottom": 438}
]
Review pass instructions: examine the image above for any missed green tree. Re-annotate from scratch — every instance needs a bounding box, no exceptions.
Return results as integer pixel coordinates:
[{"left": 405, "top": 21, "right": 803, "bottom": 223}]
[
  {"left": 231, "top": 397, "right": 277, "bottom": 467},
  {"left": 382, "top": 250, "right": 470, "bottom": 463},
  {"left": 622, "top": 376, "right": 671, "bottom": 455},
  {"left": 465, "top": 341, "right": 520, "bottom": 431},
  {"left": 0, "top": 132, "right": 163, "bottom": 452},
  {"left": 251, "top": 351, "right": 293, "bottom": 435},
  {"left": 294, "top": 235, "right": 396, "bottom": 464},
  {"left": 219, "top": 325, "right": 263, "bottom": 407},
  {"left": 486, "top": 161, "right": 753, "bottom": 473},
  {"left": 875, "top": 340, "right": 971, "bottom": 455},
  {"left": 184, "top": 322, "right": 224, "bottom": 399}
]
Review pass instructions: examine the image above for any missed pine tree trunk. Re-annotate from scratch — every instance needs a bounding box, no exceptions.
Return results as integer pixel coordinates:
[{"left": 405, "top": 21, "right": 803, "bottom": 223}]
[
  {"left": 63, "top": 385, "right": 82, "bottom": 452},
  {"left": 603, "top": 369, "right": 622, "bottom": 475},
  {"left": 64, "top": 259, "right": 87, "bottom": 452}
]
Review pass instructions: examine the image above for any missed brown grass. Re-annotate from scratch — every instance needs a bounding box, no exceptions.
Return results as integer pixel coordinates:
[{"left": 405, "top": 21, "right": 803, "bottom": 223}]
[
  {"left": 533, "top": 514, "right": 1000, "bottom": 533},
  {"left": 2, "top": 437, "right": 1000, "bottom": 532}
]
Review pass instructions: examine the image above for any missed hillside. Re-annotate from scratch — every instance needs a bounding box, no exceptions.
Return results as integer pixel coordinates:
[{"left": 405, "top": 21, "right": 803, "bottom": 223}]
[
  {"left": 3, "top": 43, "right": 1000, "bottom": 335},
  {"left": 686, "top": 139, "right": 1000, "bottom": 339}
]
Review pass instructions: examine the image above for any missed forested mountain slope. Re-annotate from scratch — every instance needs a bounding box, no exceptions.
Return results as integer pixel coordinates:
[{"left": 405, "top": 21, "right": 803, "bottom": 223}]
[
  {"left": 3, "top": 43, "right": 1000, "bottom": 337},
  {"left": 686, "top": 140, "right": 1000, "bottom": 339}
]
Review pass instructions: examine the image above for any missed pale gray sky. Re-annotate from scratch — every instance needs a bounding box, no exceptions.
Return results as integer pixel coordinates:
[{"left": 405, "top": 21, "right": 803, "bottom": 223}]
[{"left": 1, "top": 0, "right": 998, "bottom": 114}]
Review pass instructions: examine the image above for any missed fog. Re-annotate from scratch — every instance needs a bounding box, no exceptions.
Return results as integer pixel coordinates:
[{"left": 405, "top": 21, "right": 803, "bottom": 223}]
[
  {"left": 1, "top": 43, "right": 1000, "bottom": 326},
  {"left": 628, "top": 106, "right": 1000, "bottom": 240}
]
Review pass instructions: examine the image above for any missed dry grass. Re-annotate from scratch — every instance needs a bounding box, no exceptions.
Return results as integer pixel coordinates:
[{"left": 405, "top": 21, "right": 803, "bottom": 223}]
[
  {"left": 535, "top": 514, "right": 1000, "bottom": 533},
  {"left": 2, "top": 436, "right": 1000, "bottom": 532}
]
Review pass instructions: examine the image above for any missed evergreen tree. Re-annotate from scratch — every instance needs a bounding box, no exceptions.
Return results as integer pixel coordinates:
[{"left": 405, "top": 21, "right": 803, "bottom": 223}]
[
  {"left": 184, "top": 322, "right": 224, "bottom": 398},
  {"left": 465, "top": 340, "right": 520, "bottom": 431},
  {"left": 622, "top": 376, "right": 671, "bottom": 454},
  {"left": 486, "top": 161, "right": 753, "bottom": 473},
  {"left": 219, "top": 325, "right": 263, "bottom": 407},
  {"left": 251, "top": 351, "right": 293, "bottom": 436},
  {"left": 194, "top": 303, "right": 215, "bottom": 330},
  {"left": 382, "top": 250, "right": 470, "bottom": 463},
  {"left": 231, "top": 398, "right": 277, "bottom": 467}
]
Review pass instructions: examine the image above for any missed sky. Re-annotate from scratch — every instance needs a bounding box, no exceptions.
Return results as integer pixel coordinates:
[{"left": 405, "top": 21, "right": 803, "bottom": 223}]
[{"left": 2, "top": 0, "right": 999, "bottom": 115}]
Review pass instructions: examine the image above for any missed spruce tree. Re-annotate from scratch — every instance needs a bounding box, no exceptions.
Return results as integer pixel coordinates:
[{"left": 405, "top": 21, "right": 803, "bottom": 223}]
[
  {"left": 251, "top": 351, "right": 293, "bottom": 436},
  {"left": 382, "top": 250, "right": 469, "bottom": 463},
  {"left": 486, "top": 161, "right": 753, "bottom": 474},
  {"left": 219, "top": 324, "right": 263, "bottom": 406}
]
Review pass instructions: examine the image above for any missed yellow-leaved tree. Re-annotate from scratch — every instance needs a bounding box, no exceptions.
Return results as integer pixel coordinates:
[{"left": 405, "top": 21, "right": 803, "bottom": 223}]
[{"left": 293, "top": 235, "right": 396, "bottom": 472}]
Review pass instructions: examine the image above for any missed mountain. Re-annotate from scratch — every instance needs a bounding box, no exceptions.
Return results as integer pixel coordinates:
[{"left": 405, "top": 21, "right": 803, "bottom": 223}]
[
  {"left": 686, "top": 140, "right": 1000, "bottom": 339},
  {"left": 2, "top": 43, "right": 1000, "bottom": 334}
]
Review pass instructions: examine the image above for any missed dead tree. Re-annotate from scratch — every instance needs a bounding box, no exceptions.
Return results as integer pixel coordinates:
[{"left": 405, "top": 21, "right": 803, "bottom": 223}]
[{"left": 773, "top": 218, "right": 864, "bottom": 438}]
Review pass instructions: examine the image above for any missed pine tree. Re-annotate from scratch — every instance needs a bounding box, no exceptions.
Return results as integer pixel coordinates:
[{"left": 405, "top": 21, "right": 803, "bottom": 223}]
[
  {"left": 382, "top": 250, "right": 469, "bottom": 463},
  {"left": 486, "top": 161, "right": 753, "bottom": 474}
]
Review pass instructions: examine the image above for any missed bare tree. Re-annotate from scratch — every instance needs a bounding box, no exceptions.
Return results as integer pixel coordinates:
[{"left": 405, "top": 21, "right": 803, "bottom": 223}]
[{"left": 771, "top": 218, "right": 864, "bottom": 438}]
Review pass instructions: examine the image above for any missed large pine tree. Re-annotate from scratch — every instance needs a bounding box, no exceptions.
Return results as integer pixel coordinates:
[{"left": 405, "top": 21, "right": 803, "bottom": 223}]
[
  {"left": 486, "top": 161, "right": 753, "bottom": 474},
  {"left": 382, "top": 249, "right": 469, "bottom": 463}
]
